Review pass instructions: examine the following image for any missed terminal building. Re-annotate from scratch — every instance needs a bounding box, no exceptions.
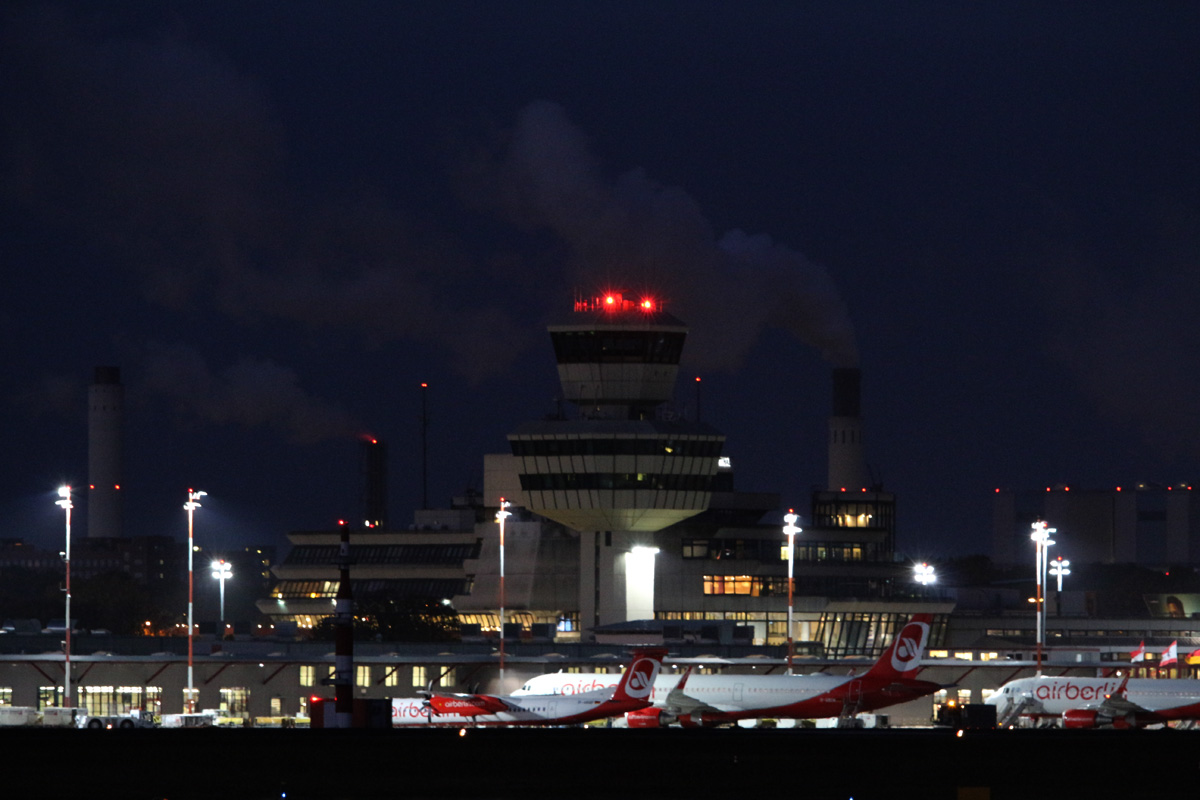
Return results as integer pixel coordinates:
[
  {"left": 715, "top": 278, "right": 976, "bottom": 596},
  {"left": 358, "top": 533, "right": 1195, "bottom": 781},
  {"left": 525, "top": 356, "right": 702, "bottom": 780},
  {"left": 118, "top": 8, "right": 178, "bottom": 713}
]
[
  {"left": 994, "top": 483, "right": 1200, "bottom": 566},
  {"left": 8, "top": 296, "right": 1200, "bottom": 725},
  {"left": 262, "top": 292, "right": 940, "bottom": 657}
]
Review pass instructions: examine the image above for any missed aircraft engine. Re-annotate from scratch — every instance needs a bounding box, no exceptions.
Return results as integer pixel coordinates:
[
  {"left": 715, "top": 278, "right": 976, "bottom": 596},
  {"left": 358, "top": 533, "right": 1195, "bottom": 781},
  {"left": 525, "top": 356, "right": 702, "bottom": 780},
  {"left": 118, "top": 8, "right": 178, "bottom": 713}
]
[
  {"left": 1061, "top": 709, "right": 1134, "bottom": 729},
  {"left": 625, "top": 708, "right": 671, "bottom": 728}
]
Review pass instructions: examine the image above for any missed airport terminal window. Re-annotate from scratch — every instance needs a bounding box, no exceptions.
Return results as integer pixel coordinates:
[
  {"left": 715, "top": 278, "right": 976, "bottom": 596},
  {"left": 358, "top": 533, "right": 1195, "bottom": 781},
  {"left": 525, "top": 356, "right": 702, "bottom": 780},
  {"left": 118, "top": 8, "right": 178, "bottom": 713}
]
[
  {"left": 439, "top": 668, "right": 455, "bottom": 688},
  {"left": 510, "top": 437, "right": 722, "bottom": 458},
  {"left": 384, "top": 668, "right": 399, "bottom": 687},
  {"left": 220, "top": 687, "right": 249, "bottom": 717},
  {"left": 551, "top": 330, "right": 686, "bottom": 364},
  {"left": 299, "top": 665, "right": 315, "bottom": 687},
  {"left": 0, "top": 687, "right": 10, "bottom": 705},
  {"left": 519, "top": 472, "right": 715, "bottom": 492},
  {"left": 357, "top": 666, "right": 371, "bottom": 687},
  {"left": 683, "top": 539, "right": 710, "bottom": 558},
  {"left": 38, "top": 686, "right": 63, "bottom": 709},
  {"left": 413, "top": 666, "right": 427, "bottom": 688},
  {"left": 703, "top": 575, "right": 790, "bottom": 596}
]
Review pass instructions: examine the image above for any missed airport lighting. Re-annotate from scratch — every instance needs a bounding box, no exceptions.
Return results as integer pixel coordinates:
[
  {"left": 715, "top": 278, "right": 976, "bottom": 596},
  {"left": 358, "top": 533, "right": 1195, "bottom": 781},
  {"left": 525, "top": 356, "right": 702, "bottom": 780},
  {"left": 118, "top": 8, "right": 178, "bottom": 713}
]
[
  {"left": 782, "top": 510, "right": 801, "bottom": 674},
  {"left": 211, "top": 559, "right": 232, "bottom": 632},
  {"left": 496, "top": 498, "right": 512, "bottom": 689},
  {"left": 183, "top": 489, "right": 206, "bottom": 711},
  {"left": 1030, "top": 521, "right": 1056, "bottom": 674},
  {"left": 1049, "top": 556, "right": 1070, "bottom": 592},
  {"left": 55, "top": 485, "right": 73, "bottom": 707},
  {"left": 914, "top": 562, "right": 937, "bottom": 586},
  {"left": 1049, "top": 556, "right": 1070, "bottom": 617}
]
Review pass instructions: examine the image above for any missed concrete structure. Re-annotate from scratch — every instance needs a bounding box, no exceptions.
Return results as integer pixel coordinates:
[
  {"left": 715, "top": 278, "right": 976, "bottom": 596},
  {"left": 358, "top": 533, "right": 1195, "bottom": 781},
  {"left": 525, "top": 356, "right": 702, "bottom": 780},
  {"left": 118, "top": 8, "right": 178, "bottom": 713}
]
[
  {"left": 87, "top": 366, "right": 123, "bottom": 539},
  {"left": 993, "top": 484, "right": 1200, "bottom": 566}
]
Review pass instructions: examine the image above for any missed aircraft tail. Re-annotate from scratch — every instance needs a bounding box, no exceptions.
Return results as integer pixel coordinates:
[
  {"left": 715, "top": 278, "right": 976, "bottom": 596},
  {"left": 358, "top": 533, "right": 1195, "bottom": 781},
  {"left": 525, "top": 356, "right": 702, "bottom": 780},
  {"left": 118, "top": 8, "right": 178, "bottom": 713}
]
[
  {"left": 610, "top": 648, "right": 667, "bottom": 704},
  {"left": 863, "top": 614, "right": 933, "bottom": 682}
]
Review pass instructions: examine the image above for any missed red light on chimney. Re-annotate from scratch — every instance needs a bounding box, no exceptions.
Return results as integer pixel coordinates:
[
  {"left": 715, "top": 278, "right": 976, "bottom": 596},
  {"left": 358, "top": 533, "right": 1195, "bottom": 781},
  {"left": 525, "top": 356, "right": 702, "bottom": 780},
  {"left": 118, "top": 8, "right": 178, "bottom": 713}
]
[
  {"left": 1064, "top": 486, "right": 1070, "bottom": 491},
  {"left": 114, "top": 484, "right": 120, "bottom": 490},
  {"left": 640, "top": 297, "right": 655, "bottom": 311},
  {"left": 1046, "top": 487, "right": 1051, "bottom": 492},
  {"left": 840, "top": 487, "right": 846, "bottom": 492},
  {"left": 995, "top": 488, "right": 1000, "bottom": 493},
  {"left": 420, "top": 382, "right": 428, "bottom": 388},
  {"left": 89, "top": 484, "right": 95, "bottom": 490}
]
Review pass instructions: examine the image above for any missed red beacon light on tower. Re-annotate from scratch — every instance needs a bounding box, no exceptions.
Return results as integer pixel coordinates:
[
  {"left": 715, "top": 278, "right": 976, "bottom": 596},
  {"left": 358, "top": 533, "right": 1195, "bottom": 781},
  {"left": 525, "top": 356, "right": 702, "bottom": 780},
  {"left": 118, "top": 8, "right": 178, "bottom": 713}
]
[{"left": 575, "top": 291, "right": 663, "bottom": 313}]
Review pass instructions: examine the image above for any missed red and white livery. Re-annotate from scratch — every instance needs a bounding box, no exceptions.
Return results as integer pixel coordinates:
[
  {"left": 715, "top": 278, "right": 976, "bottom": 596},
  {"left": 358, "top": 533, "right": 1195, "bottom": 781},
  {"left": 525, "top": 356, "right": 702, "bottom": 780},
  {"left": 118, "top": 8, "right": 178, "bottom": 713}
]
[
  {"left": 391, "top": 648, "right": 665, "bottom": 727},
  {"left": 513, "top": 614, "right": 939, "bottom": 727},
  {"left": 987, "top": 672, "right": 1200, "bottom": 729}
]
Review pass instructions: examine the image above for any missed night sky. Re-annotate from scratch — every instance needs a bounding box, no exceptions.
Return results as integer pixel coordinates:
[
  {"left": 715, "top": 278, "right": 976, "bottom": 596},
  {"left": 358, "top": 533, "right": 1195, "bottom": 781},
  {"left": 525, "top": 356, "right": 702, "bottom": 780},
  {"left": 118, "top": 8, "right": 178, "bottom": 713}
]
[{"left": 3, "top": 2, "right": 1198, "bottom": 559}]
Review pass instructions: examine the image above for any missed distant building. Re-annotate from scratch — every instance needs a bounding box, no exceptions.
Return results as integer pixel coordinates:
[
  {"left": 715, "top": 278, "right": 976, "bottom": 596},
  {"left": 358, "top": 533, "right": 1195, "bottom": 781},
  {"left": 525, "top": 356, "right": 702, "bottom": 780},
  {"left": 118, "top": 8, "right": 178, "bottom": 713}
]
[{"left": 993, "top": 483, "right": 1200, "bottom": 566}]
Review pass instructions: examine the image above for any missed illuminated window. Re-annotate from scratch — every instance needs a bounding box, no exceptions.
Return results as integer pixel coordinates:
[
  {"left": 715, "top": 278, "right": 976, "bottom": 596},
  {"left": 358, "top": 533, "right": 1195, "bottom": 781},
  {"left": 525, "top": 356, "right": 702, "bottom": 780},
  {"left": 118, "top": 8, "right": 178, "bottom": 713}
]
[
  {"left": 384, "top": 669, "right": 399, "bottom": 688},
  {"left": 0, "top": 688, "right": 11, "bottom": 706},
  {"left": 220, "top": 687, "right": 249, "bottom": 717},
  {"left": 299, "top": 665, "right": 314, "bottom": 687},
  {"left": 954, "top": 652, "right": 974, "bottom": 661},
  {"left": 929, "top": 650, "right": 949, "bottom": 659},
  {"left": 270, "top": 697, "right": 283, "bottom": 716},
  {"left": 439, "top": 668, "right": 455, "bottom": 688},
  {"left": 413, "top": 666, "right": 427, "bottom": 689},
  {"left": 356, "top": 666, "right": 371, "bottom": 687}
]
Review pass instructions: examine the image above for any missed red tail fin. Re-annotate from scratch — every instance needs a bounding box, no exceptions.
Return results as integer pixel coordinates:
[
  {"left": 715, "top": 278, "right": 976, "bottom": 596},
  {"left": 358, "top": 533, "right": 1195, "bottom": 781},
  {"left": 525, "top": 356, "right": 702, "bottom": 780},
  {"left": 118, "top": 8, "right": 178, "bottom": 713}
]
[
  {"left": 610, "top": 648, "right": 667, "bottom": 704},
  {"left": 864, "top": 614, "right": 932, "bottom": 681}
]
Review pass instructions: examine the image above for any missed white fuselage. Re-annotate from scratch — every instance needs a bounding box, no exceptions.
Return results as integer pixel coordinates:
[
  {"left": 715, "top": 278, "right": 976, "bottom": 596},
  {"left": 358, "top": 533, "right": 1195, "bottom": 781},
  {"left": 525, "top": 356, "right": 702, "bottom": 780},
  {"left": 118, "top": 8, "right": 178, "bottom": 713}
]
[
  {"left": 392, "top": 688, "right": 616, "bottom": 726},
  {"left": 513, "top": 672, "right": 850, "bottom": 713},
  {"left": 987, "top": 676, "right": 1200, "bottom": 717}
]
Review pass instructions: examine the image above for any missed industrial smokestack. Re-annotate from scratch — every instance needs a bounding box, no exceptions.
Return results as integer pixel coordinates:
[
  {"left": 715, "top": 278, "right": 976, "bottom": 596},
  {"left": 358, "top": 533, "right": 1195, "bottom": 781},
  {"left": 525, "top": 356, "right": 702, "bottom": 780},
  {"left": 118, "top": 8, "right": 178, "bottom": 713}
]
[
  {"left": 88, "top": 366, "right": 123, "bottom": 539},
  {"left": 827, "top": 368, "right": 869, "bottom": 491},
  {"left": 361, "top": 437, "right": 387, "bottom": 529},
  {"left": 332, "top": 521, "right": 355, "bottom": 728}
]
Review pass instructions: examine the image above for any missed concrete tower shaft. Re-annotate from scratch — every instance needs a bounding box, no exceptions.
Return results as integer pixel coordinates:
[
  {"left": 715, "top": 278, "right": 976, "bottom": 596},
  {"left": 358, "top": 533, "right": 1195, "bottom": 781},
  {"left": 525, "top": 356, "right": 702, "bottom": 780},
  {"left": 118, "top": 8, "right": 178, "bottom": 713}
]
[{"left": 88, "top": 366, "right": 123, "bottom": 539}]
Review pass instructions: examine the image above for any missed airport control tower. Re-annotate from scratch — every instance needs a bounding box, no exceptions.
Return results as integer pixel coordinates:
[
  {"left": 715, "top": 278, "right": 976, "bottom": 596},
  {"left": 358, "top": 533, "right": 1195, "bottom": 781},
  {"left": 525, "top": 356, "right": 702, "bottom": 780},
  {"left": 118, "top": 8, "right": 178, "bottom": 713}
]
[{"left": 508, "top": 291, "right": 724, "bottom": 634}]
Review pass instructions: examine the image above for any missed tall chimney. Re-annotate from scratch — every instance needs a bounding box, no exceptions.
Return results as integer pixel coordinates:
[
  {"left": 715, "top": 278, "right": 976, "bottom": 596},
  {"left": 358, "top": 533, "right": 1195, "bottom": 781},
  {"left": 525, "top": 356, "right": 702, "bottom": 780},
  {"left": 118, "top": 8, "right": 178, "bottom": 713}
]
[
  {"left": 88, "top": 366, "right": 123, "bottom": 538},
  {"left": 362, "top": 437, "right": 387, "bottom": 529},
  {"left": 827, "top": 367, "right": 869, "bottom": 491}
]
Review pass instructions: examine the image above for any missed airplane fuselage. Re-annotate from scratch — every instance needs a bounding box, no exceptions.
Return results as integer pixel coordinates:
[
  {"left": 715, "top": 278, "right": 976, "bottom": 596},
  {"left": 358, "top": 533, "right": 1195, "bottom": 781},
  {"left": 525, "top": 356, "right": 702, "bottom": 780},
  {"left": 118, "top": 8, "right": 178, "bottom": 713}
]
[
  {"left": 515, "top": 672, "right": 937, "bottom": 722},
  {"left": 989, "top": 676, "right": 1200, "bottom": 725}
]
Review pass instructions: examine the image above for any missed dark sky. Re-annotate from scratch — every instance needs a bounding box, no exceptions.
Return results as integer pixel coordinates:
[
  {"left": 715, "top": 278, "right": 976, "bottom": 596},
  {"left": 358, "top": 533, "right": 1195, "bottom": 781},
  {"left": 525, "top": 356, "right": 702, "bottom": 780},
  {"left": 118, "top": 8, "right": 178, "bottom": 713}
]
[{"left": 3, "top": 2, "right": 1198, "bottom": 559}]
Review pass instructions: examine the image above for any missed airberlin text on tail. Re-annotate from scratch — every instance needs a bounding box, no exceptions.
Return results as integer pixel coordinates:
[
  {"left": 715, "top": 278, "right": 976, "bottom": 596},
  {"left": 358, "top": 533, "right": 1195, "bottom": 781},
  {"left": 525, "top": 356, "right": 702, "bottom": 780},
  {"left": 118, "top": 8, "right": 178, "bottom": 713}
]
[
  {"left": 611, "top": 648, "right": 667, "bottom": 703},
  {"left": 865, "top": 614, "right": 933, "bottom": 680}
]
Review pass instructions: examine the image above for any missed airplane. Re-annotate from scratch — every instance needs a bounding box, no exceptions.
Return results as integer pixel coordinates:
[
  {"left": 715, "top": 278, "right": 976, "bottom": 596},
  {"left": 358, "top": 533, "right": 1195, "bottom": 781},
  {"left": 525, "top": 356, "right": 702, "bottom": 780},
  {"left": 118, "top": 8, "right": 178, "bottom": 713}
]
[
  {"left": 511, "top": 614, "right": 939, "bottom": 727},
  {"left": 391, "top": 647, "right": 665, "bottom": 726},
  {"left": 986, "top": 672, "right": 1200, "bottom": 729}
]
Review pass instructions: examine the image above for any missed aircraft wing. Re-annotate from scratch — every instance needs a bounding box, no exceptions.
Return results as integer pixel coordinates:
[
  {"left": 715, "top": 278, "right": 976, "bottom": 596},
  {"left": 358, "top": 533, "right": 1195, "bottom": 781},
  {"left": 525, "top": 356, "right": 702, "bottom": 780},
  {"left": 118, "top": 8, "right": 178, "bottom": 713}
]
[{"left": 660, "top": 666, "right": 724, "bottom": 717}]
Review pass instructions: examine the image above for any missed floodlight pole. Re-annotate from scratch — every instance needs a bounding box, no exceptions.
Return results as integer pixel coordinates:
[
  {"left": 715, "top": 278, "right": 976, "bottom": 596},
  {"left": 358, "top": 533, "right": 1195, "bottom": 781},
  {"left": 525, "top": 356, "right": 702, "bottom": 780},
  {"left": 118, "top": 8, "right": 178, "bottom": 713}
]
[
  {"left": 1030, "top": 521, "right": 1055, "bottom": 675},
  {"left": 56, "top": 486, "right": 73, "bottom": 708},
  {"left": 184, "top": 489, "right": 206, "bottom": 712},
  {"left": 496, "top": 498, "right": 512, "bottom": 689},
  {"left": 782, "top": 510, "right": 801, "bottom": 675}
]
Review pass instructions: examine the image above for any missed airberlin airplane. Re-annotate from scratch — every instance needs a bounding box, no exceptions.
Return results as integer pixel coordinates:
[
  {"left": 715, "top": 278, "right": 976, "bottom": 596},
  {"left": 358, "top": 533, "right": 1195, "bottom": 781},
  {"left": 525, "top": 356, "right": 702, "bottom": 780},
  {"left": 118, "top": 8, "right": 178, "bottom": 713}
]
[
  {"left": 986, "top": 673, "right": 1200, "bottom": 728},
  {"left": 512, "top": 614, "right": 938, "bottom": 727},
  {"left": 391, "top": 648, "right": 665, "bottom": 726}
]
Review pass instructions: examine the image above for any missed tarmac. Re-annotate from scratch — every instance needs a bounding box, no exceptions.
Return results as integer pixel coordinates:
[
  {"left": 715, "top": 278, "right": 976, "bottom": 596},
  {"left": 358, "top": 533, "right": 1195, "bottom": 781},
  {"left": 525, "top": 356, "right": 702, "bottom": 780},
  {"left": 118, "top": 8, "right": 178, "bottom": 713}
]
[{"left": 3, "top": 726, "right": 1198, "bottom": 799}]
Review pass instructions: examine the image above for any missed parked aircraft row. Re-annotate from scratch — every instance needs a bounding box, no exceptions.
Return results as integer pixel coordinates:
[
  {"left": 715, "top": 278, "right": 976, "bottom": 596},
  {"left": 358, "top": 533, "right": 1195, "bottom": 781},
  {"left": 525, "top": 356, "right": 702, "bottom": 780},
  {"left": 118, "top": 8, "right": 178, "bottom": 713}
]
[{"left": 393, "top": 614, "right": 938, "bottom": 727}]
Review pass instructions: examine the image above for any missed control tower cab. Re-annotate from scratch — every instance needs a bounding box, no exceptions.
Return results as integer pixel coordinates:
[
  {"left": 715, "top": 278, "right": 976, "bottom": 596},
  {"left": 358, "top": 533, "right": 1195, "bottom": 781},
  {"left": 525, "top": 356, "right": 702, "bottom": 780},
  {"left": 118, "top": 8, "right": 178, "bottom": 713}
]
[{"left": 509, "top": 292, "right": 724, "bottom": 533}]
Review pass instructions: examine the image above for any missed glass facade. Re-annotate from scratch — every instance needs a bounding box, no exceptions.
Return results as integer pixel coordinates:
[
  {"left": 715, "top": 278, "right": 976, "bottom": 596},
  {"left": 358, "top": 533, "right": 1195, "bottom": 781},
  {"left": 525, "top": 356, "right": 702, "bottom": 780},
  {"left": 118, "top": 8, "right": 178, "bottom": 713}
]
[{"left": 551, "top": 330, "right": 686, "bottom": 364}]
